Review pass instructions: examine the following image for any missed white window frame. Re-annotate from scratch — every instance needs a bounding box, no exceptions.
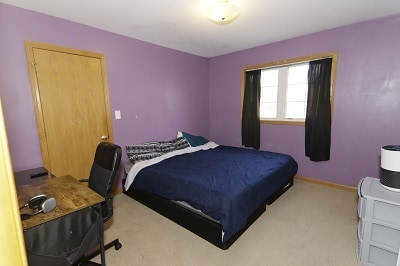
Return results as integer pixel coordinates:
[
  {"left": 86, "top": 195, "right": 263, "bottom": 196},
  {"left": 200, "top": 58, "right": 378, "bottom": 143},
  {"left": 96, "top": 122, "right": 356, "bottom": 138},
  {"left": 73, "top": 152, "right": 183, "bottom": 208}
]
[{"left": 241, "top": 52, "right": 338, "bottom": 126}]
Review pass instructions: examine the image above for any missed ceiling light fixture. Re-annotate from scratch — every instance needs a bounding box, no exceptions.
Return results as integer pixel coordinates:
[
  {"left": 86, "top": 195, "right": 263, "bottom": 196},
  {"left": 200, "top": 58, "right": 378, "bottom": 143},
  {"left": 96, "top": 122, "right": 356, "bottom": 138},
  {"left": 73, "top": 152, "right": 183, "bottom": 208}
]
[{"left": 205, "top": 0, "right": 241, "bottom": 25}]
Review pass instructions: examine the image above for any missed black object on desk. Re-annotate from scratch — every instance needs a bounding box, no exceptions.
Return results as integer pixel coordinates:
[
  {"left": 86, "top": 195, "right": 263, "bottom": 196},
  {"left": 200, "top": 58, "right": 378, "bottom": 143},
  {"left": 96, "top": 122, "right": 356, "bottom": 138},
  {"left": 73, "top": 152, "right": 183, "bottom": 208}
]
[{"left": 30, "top": 170, "right": 48, "bottom": 178}]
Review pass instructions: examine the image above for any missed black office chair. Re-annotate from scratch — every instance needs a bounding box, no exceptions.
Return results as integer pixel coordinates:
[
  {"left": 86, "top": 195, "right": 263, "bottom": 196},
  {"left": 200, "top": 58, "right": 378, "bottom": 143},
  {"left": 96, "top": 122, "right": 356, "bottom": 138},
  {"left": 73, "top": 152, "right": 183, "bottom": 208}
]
[{"left": 77, "top": 141, "right": 123, "bottom": 265}]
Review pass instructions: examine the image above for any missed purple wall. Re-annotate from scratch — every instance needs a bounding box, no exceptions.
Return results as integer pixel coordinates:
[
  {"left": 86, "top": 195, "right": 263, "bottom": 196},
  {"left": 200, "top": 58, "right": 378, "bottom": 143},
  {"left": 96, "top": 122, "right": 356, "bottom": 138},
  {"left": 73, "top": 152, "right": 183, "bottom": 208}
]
[
  {"left": 209, "top": 14, "right": 400, "bottom": 187},
  {"left": 0, "top": 4, "right": 209, "bottom": 184}
]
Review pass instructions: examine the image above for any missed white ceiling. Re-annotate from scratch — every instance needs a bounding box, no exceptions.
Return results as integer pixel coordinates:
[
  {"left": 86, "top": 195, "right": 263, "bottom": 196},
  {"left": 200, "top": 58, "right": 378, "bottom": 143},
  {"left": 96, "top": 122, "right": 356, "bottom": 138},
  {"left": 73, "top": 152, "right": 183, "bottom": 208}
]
[{"left": 2, "top": 0, "right": 400, "bottom": 58}]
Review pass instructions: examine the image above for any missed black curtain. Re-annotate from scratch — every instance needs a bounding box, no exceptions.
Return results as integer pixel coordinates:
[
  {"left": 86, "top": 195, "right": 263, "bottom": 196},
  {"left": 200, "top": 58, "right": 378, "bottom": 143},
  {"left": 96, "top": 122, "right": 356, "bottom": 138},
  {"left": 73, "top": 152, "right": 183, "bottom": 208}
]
[
  {"left": 305, "top": 58, "right": 332, "bottom": 161},
  {"left": 241, "top": 70, "right": 261, "bottom": 149}
]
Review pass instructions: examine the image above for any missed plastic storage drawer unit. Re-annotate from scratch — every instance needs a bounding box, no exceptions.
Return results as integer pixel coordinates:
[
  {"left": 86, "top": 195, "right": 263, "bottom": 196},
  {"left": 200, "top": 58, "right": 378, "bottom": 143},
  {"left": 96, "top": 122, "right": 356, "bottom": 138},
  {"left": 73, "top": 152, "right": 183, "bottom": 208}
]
[{"left": 357, "top": 177, "right": 400, "bottom": 266}]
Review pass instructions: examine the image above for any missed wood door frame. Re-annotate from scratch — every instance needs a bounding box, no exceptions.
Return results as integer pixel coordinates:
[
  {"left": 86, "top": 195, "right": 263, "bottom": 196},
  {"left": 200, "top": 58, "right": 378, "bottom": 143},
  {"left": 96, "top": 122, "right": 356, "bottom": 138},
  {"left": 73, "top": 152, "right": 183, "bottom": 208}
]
[
  {"left": 25, "top": 41, "right": 114, "bottom": 169},
  {"left": 0, "top": 99, "right": 28, "bottom": 266}
]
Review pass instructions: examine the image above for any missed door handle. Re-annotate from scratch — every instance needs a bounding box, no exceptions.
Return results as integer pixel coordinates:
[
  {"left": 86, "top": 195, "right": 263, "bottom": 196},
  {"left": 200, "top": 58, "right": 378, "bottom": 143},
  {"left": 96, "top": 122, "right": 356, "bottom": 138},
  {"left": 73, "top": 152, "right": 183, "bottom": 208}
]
[{"left": 101, "top": 135, "right": 108, "bottom": 141}]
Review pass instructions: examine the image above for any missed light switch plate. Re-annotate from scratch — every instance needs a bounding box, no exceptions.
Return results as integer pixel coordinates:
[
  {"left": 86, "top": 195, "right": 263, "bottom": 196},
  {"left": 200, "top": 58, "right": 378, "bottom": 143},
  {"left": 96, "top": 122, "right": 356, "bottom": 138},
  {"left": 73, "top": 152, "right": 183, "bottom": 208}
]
[{"left": 115, "top": 110, "right": 121, "bottom": 120}]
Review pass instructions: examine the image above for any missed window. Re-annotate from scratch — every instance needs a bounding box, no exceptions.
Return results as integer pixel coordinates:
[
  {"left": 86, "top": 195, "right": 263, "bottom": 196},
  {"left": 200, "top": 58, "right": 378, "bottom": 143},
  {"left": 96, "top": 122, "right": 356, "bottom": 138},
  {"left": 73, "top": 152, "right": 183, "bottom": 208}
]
[
  {"left": 260, "top": 63, "right": 309, "bottom": 121},
  {"left": 242, "top": 52, "right": 337, "bottom": 125}
]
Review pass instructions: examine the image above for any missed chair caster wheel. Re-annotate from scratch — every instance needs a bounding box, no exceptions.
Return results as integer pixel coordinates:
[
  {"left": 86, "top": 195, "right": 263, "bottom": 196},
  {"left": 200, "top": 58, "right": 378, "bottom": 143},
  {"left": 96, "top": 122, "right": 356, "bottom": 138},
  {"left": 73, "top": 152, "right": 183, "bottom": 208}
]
[{"left": 115, "top": 241, "right": 122, "bottom": 250}]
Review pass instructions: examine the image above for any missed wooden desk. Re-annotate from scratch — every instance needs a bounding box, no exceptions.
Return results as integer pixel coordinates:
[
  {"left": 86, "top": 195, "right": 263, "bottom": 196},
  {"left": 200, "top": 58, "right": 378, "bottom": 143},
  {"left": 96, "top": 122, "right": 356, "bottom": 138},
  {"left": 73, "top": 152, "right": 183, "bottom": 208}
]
[{"left": 17, "top": 175, "right": 104, "bottom": 230}]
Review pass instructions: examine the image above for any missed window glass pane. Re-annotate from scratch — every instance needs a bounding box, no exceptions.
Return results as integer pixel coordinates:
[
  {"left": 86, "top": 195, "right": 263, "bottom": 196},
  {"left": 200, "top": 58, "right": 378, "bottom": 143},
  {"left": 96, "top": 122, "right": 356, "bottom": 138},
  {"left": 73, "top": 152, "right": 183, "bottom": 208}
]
[
  {"left": 287, "top": 84, "right": 308, "bottom": 102},
  {"left": 288, "top": 64, "right": 309, "bottom": 84},
  {"left": 261, "top": 86, "right": 277, "bottom": 102},
  {"left": 260, "top": 103, "right": 277, "bottom": 118},
  {"left": 262, "top": 69, "right": 279, "bottom": 86},
  {"left": 286, "top": 63, "right": 308, "bottom": 119},
  {"left": 261, "top": 69, "right": 279, "bottom": 118},
  {"left": 286, "top": 102, "right": 306, "bottom": 119}
]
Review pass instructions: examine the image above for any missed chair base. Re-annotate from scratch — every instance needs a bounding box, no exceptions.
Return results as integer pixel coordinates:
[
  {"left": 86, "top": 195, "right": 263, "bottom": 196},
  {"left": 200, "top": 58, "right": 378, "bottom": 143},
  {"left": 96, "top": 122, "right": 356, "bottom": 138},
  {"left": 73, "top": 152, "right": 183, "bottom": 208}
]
[{"left": 77, "top": 238, "right": 122, "bottom": 265}]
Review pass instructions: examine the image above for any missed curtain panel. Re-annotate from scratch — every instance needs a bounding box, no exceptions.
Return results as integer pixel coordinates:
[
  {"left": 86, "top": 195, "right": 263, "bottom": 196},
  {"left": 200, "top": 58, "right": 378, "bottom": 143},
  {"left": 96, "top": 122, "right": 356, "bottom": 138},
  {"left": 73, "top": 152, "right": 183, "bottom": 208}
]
[
  {"left": 241, "top": 70, "right": 261, "bottom": 149},
  {"left": 305, "top": 58, "right": 332, "bottom": 161}
]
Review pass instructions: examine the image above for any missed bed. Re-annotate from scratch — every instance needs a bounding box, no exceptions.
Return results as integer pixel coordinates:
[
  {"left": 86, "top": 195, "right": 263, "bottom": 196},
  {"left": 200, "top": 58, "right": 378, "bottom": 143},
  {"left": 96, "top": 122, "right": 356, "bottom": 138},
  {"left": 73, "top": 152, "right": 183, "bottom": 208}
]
[{"left": 122, "top": 133, "right": 298, "bottom": 249}]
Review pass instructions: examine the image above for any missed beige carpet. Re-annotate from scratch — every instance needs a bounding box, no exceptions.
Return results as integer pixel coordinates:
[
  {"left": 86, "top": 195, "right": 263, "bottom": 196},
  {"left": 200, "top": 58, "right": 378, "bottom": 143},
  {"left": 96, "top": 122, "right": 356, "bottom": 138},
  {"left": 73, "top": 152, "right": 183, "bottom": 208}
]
[{"left": 94, "top": 179, "right": 359, "bottom": 265}]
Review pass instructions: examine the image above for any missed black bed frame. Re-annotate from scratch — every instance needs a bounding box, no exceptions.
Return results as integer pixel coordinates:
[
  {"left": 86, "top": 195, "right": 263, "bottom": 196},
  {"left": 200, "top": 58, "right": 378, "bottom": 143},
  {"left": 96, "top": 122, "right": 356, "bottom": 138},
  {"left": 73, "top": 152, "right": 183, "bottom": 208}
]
[{"left": 122, "top": 177, "right": 293, "bottom": 250}]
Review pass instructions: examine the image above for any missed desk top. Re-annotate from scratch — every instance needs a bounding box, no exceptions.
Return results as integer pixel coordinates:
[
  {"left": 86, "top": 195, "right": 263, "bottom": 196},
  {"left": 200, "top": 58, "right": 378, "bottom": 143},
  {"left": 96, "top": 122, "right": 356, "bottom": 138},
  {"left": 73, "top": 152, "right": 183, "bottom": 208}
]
[{"left": 17, "top": 175, "right": 104, "bottom": 230}]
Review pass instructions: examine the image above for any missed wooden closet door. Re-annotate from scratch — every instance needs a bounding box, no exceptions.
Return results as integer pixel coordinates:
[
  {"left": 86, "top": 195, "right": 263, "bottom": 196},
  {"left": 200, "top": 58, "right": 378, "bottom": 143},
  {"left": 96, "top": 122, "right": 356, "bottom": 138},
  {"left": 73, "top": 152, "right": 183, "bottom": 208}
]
[{"left": 26, "top": 42, "right": 113, "bottom": 179}]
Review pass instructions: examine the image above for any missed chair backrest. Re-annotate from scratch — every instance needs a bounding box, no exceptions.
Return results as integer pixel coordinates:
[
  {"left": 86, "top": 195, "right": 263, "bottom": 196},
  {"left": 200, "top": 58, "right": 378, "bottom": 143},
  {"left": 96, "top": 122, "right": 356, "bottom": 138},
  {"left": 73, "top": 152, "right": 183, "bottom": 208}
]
[{"left": 88, "top": 142, "right": 122, "bottom": 199}]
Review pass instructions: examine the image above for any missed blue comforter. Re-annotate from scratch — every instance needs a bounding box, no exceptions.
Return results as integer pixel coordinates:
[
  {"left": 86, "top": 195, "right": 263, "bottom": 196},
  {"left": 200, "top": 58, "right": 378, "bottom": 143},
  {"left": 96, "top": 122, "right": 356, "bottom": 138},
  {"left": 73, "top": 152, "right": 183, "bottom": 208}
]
[{"left": 132, "top": 145, "right": 298, "bottom": 242}]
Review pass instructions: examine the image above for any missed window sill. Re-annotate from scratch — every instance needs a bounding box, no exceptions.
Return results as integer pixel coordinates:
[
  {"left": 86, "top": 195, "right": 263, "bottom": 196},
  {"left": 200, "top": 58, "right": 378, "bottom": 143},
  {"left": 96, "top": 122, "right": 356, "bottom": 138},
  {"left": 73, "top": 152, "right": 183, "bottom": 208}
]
[{"left": 260, "top": 119, "right": 305, "bottom": 126}]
